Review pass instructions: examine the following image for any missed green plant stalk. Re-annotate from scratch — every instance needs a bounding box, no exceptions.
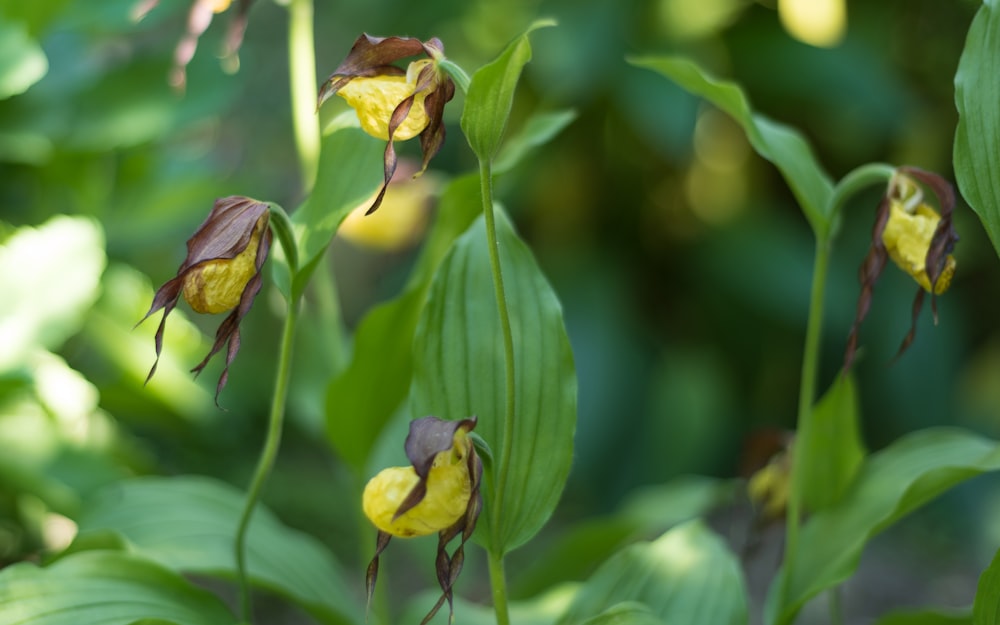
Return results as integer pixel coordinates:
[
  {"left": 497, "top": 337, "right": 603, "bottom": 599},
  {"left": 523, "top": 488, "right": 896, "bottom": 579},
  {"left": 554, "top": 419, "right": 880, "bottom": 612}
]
[
  {"left": 287, "top": 0, "right": 319, "bottom": 191},
  {"left": 479, "top": 157, "right": 516, "bottom": 625},
  {"left": 234, "top": 296, "right": 300, "bottom": 622}
]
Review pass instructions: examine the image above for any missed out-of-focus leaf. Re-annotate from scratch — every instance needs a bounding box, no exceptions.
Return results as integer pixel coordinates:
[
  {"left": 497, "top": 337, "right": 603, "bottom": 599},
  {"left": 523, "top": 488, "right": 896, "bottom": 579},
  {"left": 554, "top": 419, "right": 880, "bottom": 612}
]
[
  {"left": 629, "top": 55, "right": 833, "bottom": 236},
  {"left": 0, "top": 215, "right": 105, "bottom": 374},
  {"left": 494, "top": 108, "right": 577, "bottom": 174},
  {"left": 461, "top": 20, "right": 555, "bottom": 161},
  {"left": 557, "top": 520, "right": 748, "bottom": 625},
  {"left": 513, "top": 475, "right": 737, "bottom": 598},
  {"left": 766, "top": 428, "right": 1000, "bottom": 625},
  {"left": 411, "top": 210, "right": 576, "bottom": 555},
  {"left": 795, "top": 375, "right": 865, "bottom": 512},
  {"left": 0, "top": 550, "right": 237, "bottom": 625},
  {"left": 579, "top": 603, "right": 665, "bottom": 625},
  {"left": 76, "top": 476, "right": 362, "bottom": 625},
  {"left": 954, "top": 0, "right": 1000, "bottom": 259},
  {"left": 326, "top": 175, "right": 480, "bottom": 470},
  {"left": 974, "top": 548, "right": 1000, "bottom": 625},
  {"left": 402, "top": 583, "right": 579, "bottom": 625},
  {"left": 872, "top": 609, "right": 972, "bottom": 625},
  {"left": 0, "top": 19, "right": 47, "bottom": 98}
]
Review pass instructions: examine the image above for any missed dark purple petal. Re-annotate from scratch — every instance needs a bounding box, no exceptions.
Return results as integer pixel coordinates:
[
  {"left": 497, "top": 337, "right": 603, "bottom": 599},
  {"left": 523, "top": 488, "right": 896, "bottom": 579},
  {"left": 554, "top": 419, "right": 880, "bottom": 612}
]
[
  {"left": 843, "top": 196, "right": 891, "bottom": 373},
  {"left": 365, "top": 530, "right": 392, "bottom": 618}
]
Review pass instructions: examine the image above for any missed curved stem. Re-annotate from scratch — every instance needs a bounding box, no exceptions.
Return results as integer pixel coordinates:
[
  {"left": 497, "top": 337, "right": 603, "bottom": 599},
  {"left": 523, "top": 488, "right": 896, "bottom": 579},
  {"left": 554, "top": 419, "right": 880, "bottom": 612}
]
[
  {"left": 487, "top": 549, "right": 512, "bottom": 625},
  {"left": 438, "top": 58, "right": 471, "bottom": 93},
  {"left": 478, "top": 157, "right": 516, "bottom": 623},
  {"left": 235, "top": 296, "right": 300, "bottom": 622},
  {"left": 823, "top": 163, "right": 896, "bottom": 239},
  {"left": 287, "top": 0, "right": 319, "bottom": 191}
]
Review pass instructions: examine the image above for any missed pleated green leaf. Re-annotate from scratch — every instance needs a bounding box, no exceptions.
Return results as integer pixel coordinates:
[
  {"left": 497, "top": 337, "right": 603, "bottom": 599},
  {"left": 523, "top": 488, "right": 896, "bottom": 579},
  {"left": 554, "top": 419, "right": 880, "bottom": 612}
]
[
  {"left": 954, "top": 0, "right": 1000, "bottom": 259},
  {"left": 0, "top": 550, "right": 236, "bottom": 625},
  {"left": 76, "top": 476, "right": 361, "bottom": 625},
  {"left": 461, "top": 20, "right": 555, "bottom": 161},
  {"left": 795, "top": 375, "right": 866, "bottom": 512},
  {"left": 410, "top": 210, "right": 577, "bottom": 554},
  {"left": 766, "top": 428, "right": 1000, "bottom": 625},
  {"left": 629, "top": 55, "right": 833, "bottom": 236},
  {"left": 974, "top": 548, "right": 1000, "bottom": 625},
  {"left": 557, "top": 520, "right": 748, "bottom": 625},
  {"left": 326, "top": 175, "right": 480, "bottom": 470}
]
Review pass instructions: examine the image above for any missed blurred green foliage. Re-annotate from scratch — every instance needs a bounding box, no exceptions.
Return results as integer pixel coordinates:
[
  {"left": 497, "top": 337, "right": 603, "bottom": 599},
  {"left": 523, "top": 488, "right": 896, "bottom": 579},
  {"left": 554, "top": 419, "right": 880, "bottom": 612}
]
[{"left": 1, "top": 0, "right": 999, "bottom": 621}]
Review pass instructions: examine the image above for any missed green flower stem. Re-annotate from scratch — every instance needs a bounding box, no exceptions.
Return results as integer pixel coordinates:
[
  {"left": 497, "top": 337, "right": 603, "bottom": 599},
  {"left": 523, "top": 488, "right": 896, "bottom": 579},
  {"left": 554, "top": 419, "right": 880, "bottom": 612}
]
[
  {"left": 234, "top": 295, "right": 300, "bottom": 622},
  {"left": 487, "top": 548, "right": 512, "bottom": 625},
  {"left": 439, "top": 58, "right": 471, "bottom": 93},
  {"left": 479, "top": 156, "right": 515, "bottom": 624},
  {"left": 822, "top": 163, "right": 896, "bottom": 240},
  {"left": 287, "top": 0, "right": 319, "bottom": 191}
]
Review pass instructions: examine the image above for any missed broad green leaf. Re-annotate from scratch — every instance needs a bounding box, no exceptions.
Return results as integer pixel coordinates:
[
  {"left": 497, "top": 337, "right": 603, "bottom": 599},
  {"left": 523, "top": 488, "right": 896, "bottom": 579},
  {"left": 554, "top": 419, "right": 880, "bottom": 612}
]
[
  {"left": 327, "top": 175, "right": 480, "bottom": 470},
  {"left": 273, "top": 116, "right": 384, "bottom": 298},
  {"left": 873, "top": 609, "right": 972, "bottom": 625},
  {"left": 579, "top": 603, "right": 665, "bottom": 625},
  {"left": 402, "top": 583, "right": 579, "bottom": 625},
  {"left": 514, "top": 475, "right": 738, "bottom": 598},
  {"left": 766, "top": 428, "right": 1000, "bottom": 625},
  {"left": 0, "top": 19, "right": 47, "bottom": 98},
  {"left": 0, "top": 550, "right": 236, "bottom": 625},
  {"left": 974, "top": 548, "right": 1000, "bottom": 625},
  {"left": 494, "top": 109, "right": 577, "bottom": 174},
  {"left": 410, "top": 210, "right": 577, "bottom": 554},
  {"left": 629, "top": 55, "right": 834, "bottom": 236},
  {"left": 76, "top": 476, "right": 361, "bottom": 625},
  {"left": 954, "top": 0, "right": 1000, "bottom": 259},
  {"left": 795, "top": 375, "right": 865, "bottom": 512},
  {"left": 557, "top": 520, "right": 748, "bottom": 625},
  {"left": 461, "top": 20, "right": 555, "bottom": 161},
  {"left": 0, "top": 215, "right": 105, "bottom": 374}
]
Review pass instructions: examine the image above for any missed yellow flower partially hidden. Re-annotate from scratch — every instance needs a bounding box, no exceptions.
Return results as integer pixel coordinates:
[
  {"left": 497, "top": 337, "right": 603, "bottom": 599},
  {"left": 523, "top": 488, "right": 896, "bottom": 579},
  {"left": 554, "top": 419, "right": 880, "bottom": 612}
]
[
  {"left": 182, "top": 214, "right": 267, "bottom": 314},
  {"left": 881, "top": 199, "right": 956, "bottom": 295},
  {"left": 747, "top": 453, "right": 791, "bottom": 520},
  {"left": 363, "top": 427, "right": 472, "bottom": 537},
  {"left": 337, "top": 60, "right": 433, "bottom": 141}
]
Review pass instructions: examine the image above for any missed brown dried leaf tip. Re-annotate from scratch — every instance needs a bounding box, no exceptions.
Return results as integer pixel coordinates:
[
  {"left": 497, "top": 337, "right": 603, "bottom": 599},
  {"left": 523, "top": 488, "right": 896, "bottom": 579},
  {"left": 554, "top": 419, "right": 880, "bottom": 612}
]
[
  {"left": 362, "top": 416, "right": 483, "bottom": 624},
  {"left": 843, "top": 167, "right": 959, "bottom": 372},
  {"left": 132, "top": 0, "right": 253, "bottom": 92},
  {"left": 318, "top": 34, "right": 456, "bottom": 215},
  {"left": 138, "top": 196, "right": 272, "bottom": 403}
]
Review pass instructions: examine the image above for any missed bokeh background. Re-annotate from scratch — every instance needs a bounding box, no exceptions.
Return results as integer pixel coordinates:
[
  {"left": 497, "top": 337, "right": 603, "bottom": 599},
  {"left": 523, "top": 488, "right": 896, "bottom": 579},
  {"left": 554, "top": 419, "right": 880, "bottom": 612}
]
[{"left": 2, "top": 0, "right": 998, "bottom": 621}]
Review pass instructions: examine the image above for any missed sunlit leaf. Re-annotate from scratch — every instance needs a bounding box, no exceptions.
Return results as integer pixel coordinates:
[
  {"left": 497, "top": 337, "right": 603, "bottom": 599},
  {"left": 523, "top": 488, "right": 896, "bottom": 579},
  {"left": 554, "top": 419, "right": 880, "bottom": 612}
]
[
  {"left": 954, "top": 0, "right": 1000, "bottom": 259},
  {"left": 974, "top": 548, "right": 1000, "bottom": 625},
  {"left": 326, "top": 175, "right": 480, "bottom": 470},
  {"left": 76, "top": 476, "right": 361, "bottom": 625},
  {"left": 461, "top": 20, "right": 556, "bottom": 161},
  {"left": 0, "top": 550, "right": 237, "bottom": 625},
  {"left": 628, "top": 55, "right": 833, "bottom": 236},
  {"left": 411, "top": 209, "right": 576, "bottom": 554},
  {"left": 0, "top": 19, "right": 47, "bottom": 98},
  {"left": 766, "top": 428, "right": 1000, "bottom": 625},
  {"left": 557, "top": 520, "right": 748, "bottom": 625},
  {"left": 795, "top": 375, "right": 865, "bottom": 512}
]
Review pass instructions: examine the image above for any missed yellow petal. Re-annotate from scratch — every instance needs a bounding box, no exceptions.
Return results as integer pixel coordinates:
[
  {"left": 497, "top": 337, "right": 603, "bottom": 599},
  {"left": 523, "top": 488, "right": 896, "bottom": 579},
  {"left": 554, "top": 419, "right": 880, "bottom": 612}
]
[
  {"left": 881, "top": 200, "right": 956, "bottom": 294},
  {"left": 337, "top": 70, "right": 430, "bottom": 141},
  {"left": 182, "top": 215, "right": 266, "bottom": 314},
  {"left": 362, "top": 453, "right": 472, "bottom": 538}
]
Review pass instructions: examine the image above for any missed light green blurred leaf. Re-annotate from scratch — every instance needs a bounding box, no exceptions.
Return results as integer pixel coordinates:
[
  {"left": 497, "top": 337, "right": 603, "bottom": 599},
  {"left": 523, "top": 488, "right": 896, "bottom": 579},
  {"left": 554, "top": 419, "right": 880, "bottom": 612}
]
[
  {"left": 557, "top": 520, "right": 748, "bottom": 625},
  {"left": 76, "top": 476, "right": 362, "bottom": 625},
  {"left": 795, "top": 375, "right": 865, "bottom": 512},
  {"left": 403, "top": 583, "right": 579, "bottom": 625},
  {"left": 0, "top": 215, "right": 105, "bottom": 374},
  {"left": 579, "top": 603, "right": 665, "bottom": 625},
  {"left": 0, "top": 550, "right": 237, "bottom": 625},
  {"left": 411, "top": 209, "right": 576, "bottom": 555},
  {"left": 0, "top": 19, "right": 47, "bottom": 98},
  {"left": 954, "top": 0, "right": 1000, "bottom": 259},
  {"left": 872, "top": 609, "right": 972, "bottom": 625},
  {"left": 975, "top": 548, "right": 1000, "bottom": 625},
  {"left": 629, "top": 55, "right": 833, "bottom": 236},
  {"left": 461, "top": 20, "right": 555, "bottom": 161},
  {"left": 766, "top": 428, "right": 1000, "bottom": 625},
  {"left": 326, "top": 175, "right": 480, "bottom": 470},
  {"left": 494, "top": 108, "right": 577, "bottom": 174}
]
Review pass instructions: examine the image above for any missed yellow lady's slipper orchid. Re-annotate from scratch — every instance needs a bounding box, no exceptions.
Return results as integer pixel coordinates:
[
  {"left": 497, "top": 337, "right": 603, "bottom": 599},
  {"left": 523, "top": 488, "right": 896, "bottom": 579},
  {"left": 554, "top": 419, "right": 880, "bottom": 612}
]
[
  {"left": 881, "top": 184, "right": 957, "bottom": 295},
  {"left": 318, "top": 34, "right": 455, "bottom": 215},
  {"left": 139, "top": 196, "right": 272, "bottom": 402},
  {"left": 363, "top": 416, "right": 483, "bottom": 624}
]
